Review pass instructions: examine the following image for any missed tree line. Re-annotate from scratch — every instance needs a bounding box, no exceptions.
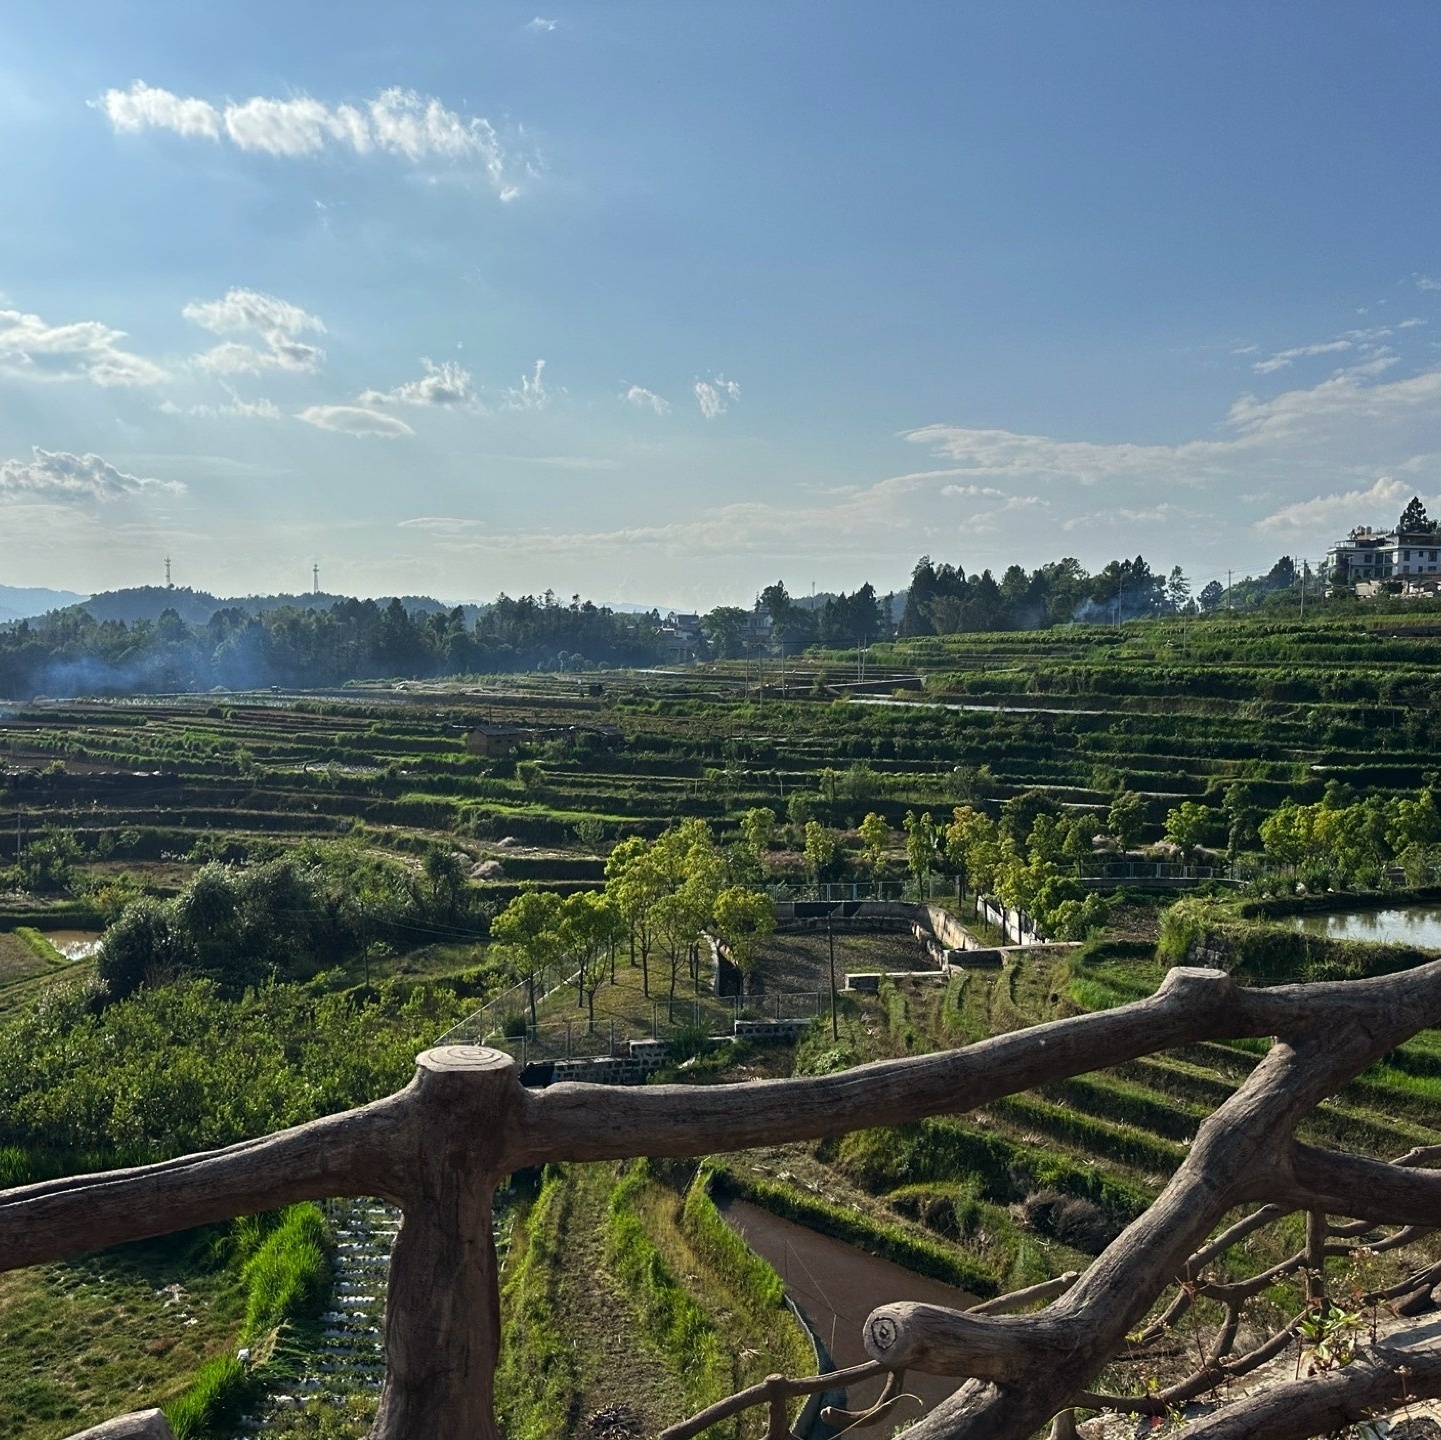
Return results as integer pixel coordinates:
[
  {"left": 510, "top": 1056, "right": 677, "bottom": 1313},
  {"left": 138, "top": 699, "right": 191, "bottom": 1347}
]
[{"left": 0, "top": 549, "right": 1316, "bottom": 699}]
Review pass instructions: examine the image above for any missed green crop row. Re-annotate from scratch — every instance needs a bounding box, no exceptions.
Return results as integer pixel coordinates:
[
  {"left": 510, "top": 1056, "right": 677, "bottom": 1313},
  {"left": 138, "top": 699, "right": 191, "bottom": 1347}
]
[
  {"left": 164, "top": 1204, "right": 332, "bottom": 1440},
  {"left": 606, "top": 1161, "right": 728, "bottom": 1416}
]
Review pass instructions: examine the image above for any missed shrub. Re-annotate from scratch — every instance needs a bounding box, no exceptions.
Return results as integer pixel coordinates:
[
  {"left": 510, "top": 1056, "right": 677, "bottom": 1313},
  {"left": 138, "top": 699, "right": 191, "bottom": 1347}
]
[
  {"left": 1013, "top": 1187, "right": 1122, "bottom": 1254},
  {"left": 165, "top": 1356, "right": 251, "bottom": 1440}
]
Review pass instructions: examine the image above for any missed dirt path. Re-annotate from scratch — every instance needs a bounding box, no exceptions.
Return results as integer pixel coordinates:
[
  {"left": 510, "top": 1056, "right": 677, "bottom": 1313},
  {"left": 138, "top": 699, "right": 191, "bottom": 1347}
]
[{"left": 555, "top": 1164, "right": 685, "bottom": 1439}]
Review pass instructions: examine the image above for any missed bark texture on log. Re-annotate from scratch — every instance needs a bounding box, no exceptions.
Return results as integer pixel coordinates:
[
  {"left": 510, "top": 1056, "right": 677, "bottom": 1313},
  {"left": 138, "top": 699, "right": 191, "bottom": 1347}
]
[
  {"left": 1169, "top": 1340, "right": 1441, "bottom": 1440},
  {"left": 371, "top": 1048, "right": 520, "bottom": 1440},
  {"left": 61, "top": 1413, "right": 177, "bottom": 1440}
]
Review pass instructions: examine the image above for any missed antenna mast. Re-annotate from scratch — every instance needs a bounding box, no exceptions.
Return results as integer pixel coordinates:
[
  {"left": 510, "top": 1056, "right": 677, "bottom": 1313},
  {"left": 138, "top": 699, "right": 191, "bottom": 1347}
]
[
  {"left": 313, "top": 563, "right": 320, "bottom": 596},
  {"left": 165, "top": 556, "right": 172, "bottom": 589}
]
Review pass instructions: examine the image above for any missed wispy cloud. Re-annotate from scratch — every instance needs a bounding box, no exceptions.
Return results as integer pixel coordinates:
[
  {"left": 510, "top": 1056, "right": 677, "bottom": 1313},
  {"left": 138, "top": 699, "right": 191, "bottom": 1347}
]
[
  {"left": 695, "top": 374, "right": 740, "bottom": 419},
  {"left": 624, "top": 384, "right": 671, "bottom": 415},
  {"left": 1254, "top": 476, "right": 1411, "bottom": 534},
  {"left": 1417, "top": 276, "right": 1441, "bottom": 292},
  {"left": 184, "top": 287, "right": 326, "bottom": 375},
  {"left": 527, "top": 16, "right": 557, "bottom": 31},
  {"left": 297, "top": 404, "right": 414, "bottom": 438},
  {"left": 504, "top": 359, "right": 550, "bottom": 411},
  {"left": 361, "top": 359, "right": 476, "bottom": 409},
  {"left": 0, "top": 447, "right": 183, "bottom": 500},
  {"left": 941, "top": 483, "right": 1004, "bottom": 498},
  {"left": 0, "top": 306, "right": 166, "bottom": 386},
  {"left": 160, "top": 393, "right": 282, "bottom": 421},
  {"left": 1251, "top": 339, "right": 1352, "bottom": 374},
  {"left": 99, "top": 83, "right": 526, "bottom": 199}
]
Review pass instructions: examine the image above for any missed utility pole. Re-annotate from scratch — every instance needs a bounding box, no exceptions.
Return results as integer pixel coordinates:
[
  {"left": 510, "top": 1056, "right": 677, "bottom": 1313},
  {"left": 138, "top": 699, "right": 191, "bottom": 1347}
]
[
  {"left": 1299, "top": 561, "right": 1306, "bottom": 621},
  {"left": 164, "top": 556, "right": 172, "bottom": 589},
  {"left": 1227, "top": 569, "right": 1233, "bottom": 613}
]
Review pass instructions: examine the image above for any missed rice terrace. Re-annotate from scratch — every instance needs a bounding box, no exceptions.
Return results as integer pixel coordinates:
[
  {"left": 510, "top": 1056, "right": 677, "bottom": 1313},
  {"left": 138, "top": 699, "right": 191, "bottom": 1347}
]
[{"left": 2, "top": 596, "right": 1441, "bottom": 1440}]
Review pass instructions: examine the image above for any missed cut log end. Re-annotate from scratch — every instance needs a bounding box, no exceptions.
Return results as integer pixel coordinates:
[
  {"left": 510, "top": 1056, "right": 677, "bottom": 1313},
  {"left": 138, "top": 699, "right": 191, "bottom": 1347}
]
[{"left": 415, "top": 1045, "right": 517, "bottom": 1074}]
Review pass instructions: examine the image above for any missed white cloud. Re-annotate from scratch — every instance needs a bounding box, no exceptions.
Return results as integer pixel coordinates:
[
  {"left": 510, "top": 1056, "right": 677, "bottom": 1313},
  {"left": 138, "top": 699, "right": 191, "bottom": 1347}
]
[
  {"left": 1252, "top": 339, "right": 1352, "bottom": 375},
  {"left": 1417, "top": 276, "right": 1441, "bottom": 292},
  {"left": 99, "top": 83, "right": 523, "bottom": 199},
  {"left": 0, "top": 447, "right": 183, "bottom": 500},
  {"left": 195, "top": 338, "right": 326, "bottom": 375},
  {"left": 504, "top": 359, "right": 549, "bottom": 411},
  {"left": 182, "top": 288, "right": 324, "bottom": 338},
  {"left": 296, "top": 404, "right": 414, "bottom": 438},
  {"left": 695, "top": 375, "right": 740, "bottom": 419},
  {"left": 941, "top": 483, "right": 1004, "bottom": 498},
  {"left": 1254, "top": 476, "right": 1410, "bottom": 534},
  {"left": 1400, "top": 317, "right": 1427, "bottom": 329},
  {"left": 183, "top": 287, "right": 326, "bottom": 376},
  {"left": 160, "top": 394, "right": 282, "bottom": 421},
  {"left": 361, "top": 359, "right": 475, "bottom": 408},
  {"left": 0, "top": 307, "right": 166, "bottom": 386},
  {"left": 527, "top": 16, "right": 557, "bottom": 30},
  {"left": 100, "top": 80, "right": 219, "bottom": 139},
  {"left": 624, "top": 384, "right": 671, "bottom": 415}
]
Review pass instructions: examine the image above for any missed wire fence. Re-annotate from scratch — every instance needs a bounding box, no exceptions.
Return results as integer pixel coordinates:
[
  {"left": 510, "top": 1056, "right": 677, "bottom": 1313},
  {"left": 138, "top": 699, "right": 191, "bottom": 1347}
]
[{"left": 443, "top": 987, "right": 836, "bottom": 1064}]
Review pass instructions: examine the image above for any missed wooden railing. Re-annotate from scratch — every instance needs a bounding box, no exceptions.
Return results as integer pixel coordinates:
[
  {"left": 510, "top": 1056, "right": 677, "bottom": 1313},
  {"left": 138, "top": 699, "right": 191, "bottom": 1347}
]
[{"left": 11, "top": 962, "right": 1441, "bottom": 1440}]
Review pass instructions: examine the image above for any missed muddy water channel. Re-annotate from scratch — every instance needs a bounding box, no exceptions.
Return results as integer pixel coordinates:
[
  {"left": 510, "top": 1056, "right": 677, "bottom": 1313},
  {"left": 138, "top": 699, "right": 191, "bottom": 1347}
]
[
  {"left": 717, "top": 1197, "right": 977, "bottom": 1422},
  {"left": 1284, "top": 904, "right": 1441, "bottom": 949}
]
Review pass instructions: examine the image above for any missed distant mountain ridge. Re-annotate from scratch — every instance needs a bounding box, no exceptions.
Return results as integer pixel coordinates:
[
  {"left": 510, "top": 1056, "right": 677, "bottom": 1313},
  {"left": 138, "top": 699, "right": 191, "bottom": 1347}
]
[{"left": 0, "top": 585, "right": 88, "bottom": 623}]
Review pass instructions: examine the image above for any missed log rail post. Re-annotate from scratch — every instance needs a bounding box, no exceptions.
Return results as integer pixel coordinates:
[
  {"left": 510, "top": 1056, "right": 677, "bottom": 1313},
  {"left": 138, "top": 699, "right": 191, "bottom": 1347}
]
[{"left": 8, "top": 961, "right": 1441, "bottom": 1440}]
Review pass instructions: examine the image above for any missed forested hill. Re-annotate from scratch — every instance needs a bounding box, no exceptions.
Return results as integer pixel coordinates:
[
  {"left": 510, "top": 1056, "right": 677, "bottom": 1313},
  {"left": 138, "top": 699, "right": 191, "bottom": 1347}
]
[
  {"left": 79, "top": 586, "right": 483, "bottom": 627},
  {"left": 0, "top": 591, "right": 667, "bottom": 697}
]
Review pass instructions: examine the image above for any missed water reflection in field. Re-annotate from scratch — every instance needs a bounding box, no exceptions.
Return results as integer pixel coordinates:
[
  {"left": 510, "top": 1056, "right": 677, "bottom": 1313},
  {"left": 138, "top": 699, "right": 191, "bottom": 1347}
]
[{"left": 1285, "top": 906, "right": 1441, "bottom": 949}]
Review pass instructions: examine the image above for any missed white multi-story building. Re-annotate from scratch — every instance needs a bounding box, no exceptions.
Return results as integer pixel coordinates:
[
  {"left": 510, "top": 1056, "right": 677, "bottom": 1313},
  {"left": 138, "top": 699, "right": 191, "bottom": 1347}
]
[{"left": 1325, "top": 525, "right": 1441, "bottom": 593}]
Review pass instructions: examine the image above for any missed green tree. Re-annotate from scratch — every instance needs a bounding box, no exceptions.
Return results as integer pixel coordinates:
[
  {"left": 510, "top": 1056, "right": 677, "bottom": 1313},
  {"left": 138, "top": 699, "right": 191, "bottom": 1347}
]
[
  {"left": 803, "top": 820, "right": 839, "bottom": 885},
  {"left": 1163, "top": 801, "right": 1213, "bottom": 857},
  {"left": 424, "top": 845, "right": 467, "bottom": 922},
  {"left": 903, "top": 810, "right": 938, "bottom": 900},
  {"left": 712, "top": 886, "right": 775, "bottom": 992},
  {"left": 491, "top": 887, "right": 565, "bottom": 1027},
  {"left": 17, "top": 825, "right": 81, "bottom": 893},
  {"left": 1399, "top": 495, "right": 1434, "bottom": 534},
  {"left": 858, "top": 812, "right": 890, "bottom": 882},
  {"left": 943, "top": 805, "right": 1000, "bottom": 897},
  {"left": 1000, "top": 789, "right": 1063, "bottom": 850},
  {"left": 739, "top": 807, "right": 777, "bottom": 866},
  {"left": 98, "top": 897, "right": 181, "bottom": 1000},
  {"left": 557, "top": 891, "right": 625, "bottom": 1032},
  {"left": 786, "top": 791, "right": 814, "bottom": 839},
  {"left": 1107, "top": 790, "right": 1146, "bottom": 853}
]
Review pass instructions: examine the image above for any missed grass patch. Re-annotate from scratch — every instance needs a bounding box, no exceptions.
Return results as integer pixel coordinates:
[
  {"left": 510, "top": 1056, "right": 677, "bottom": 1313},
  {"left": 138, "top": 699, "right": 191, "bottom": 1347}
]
[
  {"left": 606, "top": 1162, "right": 729, "bottom": 1416},
  {"left": 496, "top": 1169, "right": 584, "bottom": 1440},
  {"left": 0, "top": 1231, "right": 248, "bottom": 1440}
]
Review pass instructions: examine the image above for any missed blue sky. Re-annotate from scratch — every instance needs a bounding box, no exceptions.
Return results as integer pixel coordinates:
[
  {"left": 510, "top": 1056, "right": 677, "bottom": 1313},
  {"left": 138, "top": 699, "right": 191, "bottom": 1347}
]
[{"left": 1, "top": 3, "right": 1439, "bottom": 608}]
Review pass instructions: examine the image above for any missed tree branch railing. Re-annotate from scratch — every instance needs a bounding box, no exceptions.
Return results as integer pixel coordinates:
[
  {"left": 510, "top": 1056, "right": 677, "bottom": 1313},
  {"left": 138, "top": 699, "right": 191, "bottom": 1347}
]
[{"left": 10, "top": 961, "right": 1441, "bottom": 1438}]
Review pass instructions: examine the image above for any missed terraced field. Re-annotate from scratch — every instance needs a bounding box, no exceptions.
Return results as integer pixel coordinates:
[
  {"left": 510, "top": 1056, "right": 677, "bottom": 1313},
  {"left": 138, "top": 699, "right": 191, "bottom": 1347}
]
[
  {"left": 4, "top": 607, "right": 1441, "bottom": 1436},
  {"left": 2, "top": 612, "right": 1439, "bottom": 884}
]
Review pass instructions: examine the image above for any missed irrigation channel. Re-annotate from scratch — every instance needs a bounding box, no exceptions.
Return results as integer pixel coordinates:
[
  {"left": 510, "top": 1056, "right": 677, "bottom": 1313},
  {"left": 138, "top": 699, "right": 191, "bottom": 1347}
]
[
  {"left": 716, "top": 1197, "right": 977, "bottom": 1424},
  {"left": 1285, "top": 903, "right": 1441, "bottom": 949}
]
